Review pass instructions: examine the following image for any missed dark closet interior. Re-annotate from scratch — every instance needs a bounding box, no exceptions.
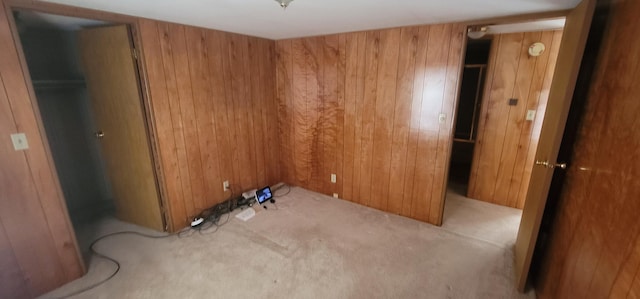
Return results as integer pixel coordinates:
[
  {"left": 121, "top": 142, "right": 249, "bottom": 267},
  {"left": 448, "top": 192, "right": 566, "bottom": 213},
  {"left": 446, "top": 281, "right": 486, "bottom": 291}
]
[
  {"left": 448, "top": 38, "right": 492, "bottom": 191},
  {"left": 14, "top": 10, "right": 114, "bottom": 228}
]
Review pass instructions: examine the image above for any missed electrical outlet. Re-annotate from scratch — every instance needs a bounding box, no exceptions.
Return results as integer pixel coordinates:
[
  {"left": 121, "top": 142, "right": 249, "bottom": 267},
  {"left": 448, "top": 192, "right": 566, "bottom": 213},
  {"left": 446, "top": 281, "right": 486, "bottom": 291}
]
[
  {"left": 223, "top": 180, "right": 230, "bottom": 192},
  {"left": 331, "top": 174, "right": 337, "bottom": 183},
  {"left": 10, "top": 133, "right": 29, "bottom": 151},
  {"left": 438, "top": 113, "right": 446, "bottom": 124},
  {"left": 333, "top": 193, "right": 339, "bottom": 198}
]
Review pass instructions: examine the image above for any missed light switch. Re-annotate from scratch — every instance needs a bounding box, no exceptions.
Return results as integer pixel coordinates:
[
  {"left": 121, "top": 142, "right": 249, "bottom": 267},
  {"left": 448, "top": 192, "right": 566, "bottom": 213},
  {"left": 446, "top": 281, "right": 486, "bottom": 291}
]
[
  {"left": 526, "top": 110, "right": 536, "bottom": 121},
  {"left": 10, "top": 133, "right": 29, "bottom": 151},
  {"left": 331, "top": 174, "right": 337, "bottom": 183},
  {"left": 439, "top": 113, "right": 447, "bottom": 124}
]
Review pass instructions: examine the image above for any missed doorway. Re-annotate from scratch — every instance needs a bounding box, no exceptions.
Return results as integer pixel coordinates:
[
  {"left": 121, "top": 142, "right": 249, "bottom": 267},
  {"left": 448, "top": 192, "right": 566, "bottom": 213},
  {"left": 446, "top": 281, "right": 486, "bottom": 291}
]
[
  {"left": 443, "top": 18, "right": 566, "bottom": 247},
  {"left": 448, "top": 38, "right": 491, "bottom": 194},
  {"left": 11, "top": 9, "right": 166, "bottom": 257}
]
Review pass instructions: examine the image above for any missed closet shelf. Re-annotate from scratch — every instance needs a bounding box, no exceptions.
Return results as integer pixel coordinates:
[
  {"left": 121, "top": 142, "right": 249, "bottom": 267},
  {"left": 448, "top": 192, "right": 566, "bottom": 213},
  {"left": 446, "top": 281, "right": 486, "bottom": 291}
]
[
  {"left": 453, "top": 138, "right": 475, "bottom": 144},
  {"left": 32, "top": 79, "right": 86, "bottom": 88}
]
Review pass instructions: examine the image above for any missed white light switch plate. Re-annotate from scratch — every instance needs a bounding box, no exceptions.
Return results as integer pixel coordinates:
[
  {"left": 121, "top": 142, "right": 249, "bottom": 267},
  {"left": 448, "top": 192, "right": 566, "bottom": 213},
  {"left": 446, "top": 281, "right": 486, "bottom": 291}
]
[
  {"left": 331, "top": 174, "right": 337, "bottom": 183},
  {"left": 11, "top": 133, "right": 29, "bottom": 151},
  {"left": 526, "top": 110, "right": 536, "bottom": 121}
]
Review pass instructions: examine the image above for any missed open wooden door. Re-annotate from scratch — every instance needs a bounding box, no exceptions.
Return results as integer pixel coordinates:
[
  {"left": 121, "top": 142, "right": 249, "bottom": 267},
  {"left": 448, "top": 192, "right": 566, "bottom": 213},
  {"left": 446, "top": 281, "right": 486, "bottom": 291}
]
[
  {"left": 514, "top": 0, "right": 596, "bottom": 291},
  {"left": 77, "top": 25, "right": 164, "bottom": 231}
]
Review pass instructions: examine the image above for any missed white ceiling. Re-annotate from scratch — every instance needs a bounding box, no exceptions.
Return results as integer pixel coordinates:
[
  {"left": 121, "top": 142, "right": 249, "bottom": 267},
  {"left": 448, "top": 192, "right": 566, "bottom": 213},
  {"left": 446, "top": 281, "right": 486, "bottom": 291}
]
[{"left": 42, "top": 0, "right": 582, "bottom": 40}]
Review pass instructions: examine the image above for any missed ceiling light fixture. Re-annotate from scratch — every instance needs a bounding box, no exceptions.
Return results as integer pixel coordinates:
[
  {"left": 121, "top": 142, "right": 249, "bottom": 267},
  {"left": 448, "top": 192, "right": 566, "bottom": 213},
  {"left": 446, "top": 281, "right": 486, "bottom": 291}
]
[
  {"left": 275, "top": 0, "right": 294, "bottom": 9},
  {"left": 467, "top": 26, "right": 488, "bottom": 39}
]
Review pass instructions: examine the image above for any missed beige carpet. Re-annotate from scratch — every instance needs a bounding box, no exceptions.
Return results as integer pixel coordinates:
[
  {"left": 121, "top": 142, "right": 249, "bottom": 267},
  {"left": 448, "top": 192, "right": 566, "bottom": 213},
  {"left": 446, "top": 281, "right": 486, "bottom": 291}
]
[
  {"left": 442, "top": 185, "right": 523, "bottom": 248},
  {"left": 41, "top": 186, "right": 535, "bottom": 299}
]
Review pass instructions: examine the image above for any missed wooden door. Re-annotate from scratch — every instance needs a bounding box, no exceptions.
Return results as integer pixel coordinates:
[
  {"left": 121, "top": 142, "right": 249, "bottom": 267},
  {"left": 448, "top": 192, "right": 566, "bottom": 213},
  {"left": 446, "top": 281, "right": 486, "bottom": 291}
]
[
  {"left": 77, "top": 25, "right": 164, "bottom": 231},
  {"left": 514, "top": 0, "right": 596, "bottom": 291}
]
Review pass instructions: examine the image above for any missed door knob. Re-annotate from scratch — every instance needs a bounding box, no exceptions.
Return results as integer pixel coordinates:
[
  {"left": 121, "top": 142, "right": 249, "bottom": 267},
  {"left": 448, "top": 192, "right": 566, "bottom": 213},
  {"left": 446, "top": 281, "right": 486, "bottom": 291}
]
[
  {"left": 535, "top": 160, "right": 567, "bottom": 169},
  {"left": 95, "top": 131, "right": 105, "bottom": 139}
]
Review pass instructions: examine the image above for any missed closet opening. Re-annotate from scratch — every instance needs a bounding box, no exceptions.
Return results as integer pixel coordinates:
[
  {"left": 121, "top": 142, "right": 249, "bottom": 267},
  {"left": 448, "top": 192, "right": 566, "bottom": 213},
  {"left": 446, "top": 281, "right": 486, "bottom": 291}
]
[
  {"left": 448, "top": 38, "right": 491, "bottom": 194},
  {"left": 11, "top": 9, "right": 166, "bottom": 262}
]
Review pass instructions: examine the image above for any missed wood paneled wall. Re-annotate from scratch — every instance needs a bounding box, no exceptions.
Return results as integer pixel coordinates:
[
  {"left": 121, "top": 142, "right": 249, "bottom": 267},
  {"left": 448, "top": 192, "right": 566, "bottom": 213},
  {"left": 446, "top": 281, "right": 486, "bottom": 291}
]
[
  {"left": 0, "top": 1, "right": 83, "bottom": 298},
  {"left": 536, "top": 0, "right": 640, "bottom": 297},
  {"left": 138, "top": 20, "right": 280, "bottom": 230},
  {"left": 468, "top": 30, "right": 563, "bottom": 209},
  {"left": 276, "top": 24, "right": 465, "bottom": 225}
]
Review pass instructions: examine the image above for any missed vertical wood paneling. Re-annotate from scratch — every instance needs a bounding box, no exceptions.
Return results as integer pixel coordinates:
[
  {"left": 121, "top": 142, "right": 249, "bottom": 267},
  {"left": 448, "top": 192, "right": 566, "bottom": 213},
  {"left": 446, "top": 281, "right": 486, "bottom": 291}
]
[
  {"left": 429, "top": 23, "right": 465, "bottom": 225},
  {"left": 358, "top": 31, "right": 380, "bottom": 207},
  {"left": 335, "top": 35, "right": 346, "bottom": 198},
  {"left": 536, "top": 0, "right": 640, "bottom": 297},
  {"left": 170, "top": 25, "right": 207, "bottom": 212},
  {"left": 268, "top": 40, "right": 281, "bottom": 183},
  {"left": 292, "top": 39, "right": 309, "bottom": 186},
  {"left": 515, "top": 31, "right": 564, "bottom": 208},
  {"left": 411, "top": 24, "right": 451, "bottom": 222},
  {"left": 492, "top": 32, "right": 541, "bottom": 207},
  {"left": 185, "top": 27, "right": 223, "bottom": 209},
  {"left": 276, "top": 24, "right": 465, "bottom": 225},
  {"left": 248, "top": 38, "right": 266, "bottom": 187},
  {"left": 230, "top": 34, "right": 257, "bottom": 189},
  {"left": 468, "top": 30, "right": 562, "bottom": 209},
  {"left": 157, "top": 23, "right": 195, "bottom": 220},
  {"left": 0, "top": 75, "right": 63, "bottom": 295},
  {"left": 219, "top": 33, "right": 242, "bottom": 188},
  {"left": 139, "top": 20, "right": 279, "bottom": 230},
  {"left": 351, "top": 32, "right": 367, "bottom": 205},
  {"left": 469, "top": 33, "right": 523, "bottom": 204},
  {"left": 342, "top": 34, "right": 358, "bottom": 201},
  {"left": 0, "top": 1, "right": 83, "bottom": 296},
  {"left": 388, "top": 26, "right": 418, "bottom": 214},
  {"left": 276, "top": 39, "right": 294, "bottom": 184},
  {"left": 306, "top": 37, "right": 321, "bottom": 192},
  {"left": 259, "top": 39, "right": 280, "bottom": 185},
  {"left": 402, "top": 26, "right": 430, "bottom": 217},
  {"left": 139, "top": 19, "right": 186, "bottom": 230},
  {"left": 370, "top": 28, "right": 400, "bottom": 211},
  {"left": 0, "top": 221, "right": 30, "bottom": 299},
  {"left": 206, "top": 30, "right": 234, "bottom": 195},
  {"left": 510, "top": 31, "right": 562, "bottom": 208},
  {"left": 322, "top": 35, "right": 339, "bottom": 195}
]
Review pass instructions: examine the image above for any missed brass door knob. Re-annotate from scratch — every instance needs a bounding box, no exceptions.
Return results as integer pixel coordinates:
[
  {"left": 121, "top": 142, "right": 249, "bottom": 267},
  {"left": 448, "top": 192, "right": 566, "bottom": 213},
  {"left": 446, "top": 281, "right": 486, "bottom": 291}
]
[{"left": 535, "top": 160, "right": 567, "bottom": 169}]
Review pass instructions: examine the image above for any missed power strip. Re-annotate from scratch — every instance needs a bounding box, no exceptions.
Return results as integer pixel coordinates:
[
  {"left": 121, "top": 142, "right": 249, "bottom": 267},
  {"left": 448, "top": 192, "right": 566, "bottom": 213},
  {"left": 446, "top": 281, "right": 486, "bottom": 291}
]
[
  {"left": 235, "top": 208, "right": 256, "bottom": 221},
  {"left": 242, "top": 189, "right": 257, "bottom": 199}
]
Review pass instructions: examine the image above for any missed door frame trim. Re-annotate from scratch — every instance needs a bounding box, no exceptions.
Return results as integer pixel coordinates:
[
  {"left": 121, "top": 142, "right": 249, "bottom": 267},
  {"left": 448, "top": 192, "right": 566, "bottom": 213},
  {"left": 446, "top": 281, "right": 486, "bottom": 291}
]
[
  {"left": 2, "top": 0, "right": 172, "bottom": 244},
  {"left": 442, "top": 6, "right": 589, "bottom": 293}
]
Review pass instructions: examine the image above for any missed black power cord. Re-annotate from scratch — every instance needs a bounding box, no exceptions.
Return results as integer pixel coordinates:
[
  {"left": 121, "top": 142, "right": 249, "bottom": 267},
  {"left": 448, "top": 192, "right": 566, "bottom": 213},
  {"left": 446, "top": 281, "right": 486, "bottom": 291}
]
[
  {"left": 51, "top": 230, "right": 180, "bottom": 299},
  {"left": 273, "top": 184, "right": 291, "bottom": 198},
  {"left": 54, "top": 193, "right": 238, "bottom": 298}
]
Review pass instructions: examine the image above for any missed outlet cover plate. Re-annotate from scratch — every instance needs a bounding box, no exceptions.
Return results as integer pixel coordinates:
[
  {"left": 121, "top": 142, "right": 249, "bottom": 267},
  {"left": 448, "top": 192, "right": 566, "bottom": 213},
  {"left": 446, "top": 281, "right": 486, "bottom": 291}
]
[
  {"left": 526, "top": 110, "right": 536, "bottom": 121},
  {"left": 438, "top": 113, "right": 446, "bottom": 124},
  {"left": 11, "top": 133, "right": 29, "bottom": 151},
  {"left": 223, "top": 180, "right": 230, "bottom": 191}
]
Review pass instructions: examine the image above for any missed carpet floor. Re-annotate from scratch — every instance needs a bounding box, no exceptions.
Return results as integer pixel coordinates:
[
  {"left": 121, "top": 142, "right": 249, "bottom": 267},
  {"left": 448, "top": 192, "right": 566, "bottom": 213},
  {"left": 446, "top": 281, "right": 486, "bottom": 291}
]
[{"left": 40, "top": 186, "right": 535, "bottom": 299}]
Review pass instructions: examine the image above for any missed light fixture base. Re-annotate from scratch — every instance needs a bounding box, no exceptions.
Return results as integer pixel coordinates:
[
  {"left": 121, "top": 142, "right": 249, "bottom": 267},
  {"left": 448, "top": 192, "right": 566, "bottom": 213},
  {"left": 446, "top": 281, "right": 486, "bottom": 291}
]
[
  {"left": 275, "top": 0, "right": 294, "bottom": 9},
  {"left": 467, "top": 26, "right": 488, "bottom": 39}
]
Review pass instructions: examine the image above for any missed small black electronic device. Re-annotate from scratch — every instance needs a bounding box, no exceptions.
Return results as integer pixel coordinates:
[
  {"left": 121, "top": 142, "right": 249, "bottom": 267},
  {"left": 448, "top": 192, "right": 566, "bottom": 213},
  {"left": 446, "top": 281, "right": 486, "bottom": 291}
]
[{"left": 255, "top": 186, "right": 273, "bottom": 205}]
